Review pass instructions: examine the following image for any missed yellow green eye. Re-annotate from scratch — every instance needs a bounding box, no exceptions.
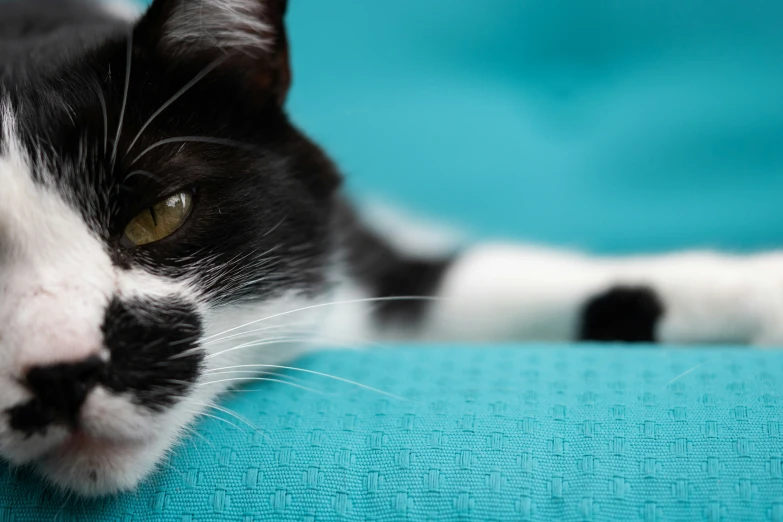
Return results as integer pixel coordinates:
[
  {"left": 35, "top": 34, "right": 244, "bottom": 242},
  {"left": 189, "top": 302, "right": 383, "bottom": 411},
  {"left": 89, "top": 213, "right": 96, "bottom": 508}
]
[{"left": 123, "top": 192, "right": 193, "bottom": 246}]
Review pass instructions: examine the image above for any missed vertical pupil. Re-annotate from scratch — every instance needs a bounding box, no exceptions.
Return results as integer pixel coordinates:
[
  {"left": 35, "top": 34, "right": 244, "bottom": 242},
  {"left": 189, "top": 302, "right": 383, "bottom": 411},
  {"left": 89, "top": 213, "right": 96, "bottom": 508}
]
[{"left": 149, "top": 208, "right": 158, "bottom": 227}]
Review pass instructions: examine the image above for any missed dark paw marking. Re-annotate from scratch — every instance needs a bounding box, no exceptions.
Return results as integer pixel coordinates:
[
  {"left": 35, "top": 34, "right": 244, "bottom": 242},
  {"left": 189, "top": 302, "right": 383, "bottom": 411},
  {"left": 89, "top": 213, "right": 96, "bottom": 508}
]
[{"left": 579, "top": 286, "right": 663, "bottom": 342}]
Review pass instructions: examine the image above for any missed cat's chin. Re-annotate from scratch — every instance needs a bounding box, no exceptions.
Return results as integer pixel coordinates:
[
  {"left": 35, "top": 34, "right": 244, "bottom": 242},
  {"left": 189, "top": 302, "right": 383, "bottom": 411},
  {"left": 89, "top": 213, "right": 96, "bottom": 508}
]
[{"left": 35, "top": 431, "right": 165, "bottom": 497}]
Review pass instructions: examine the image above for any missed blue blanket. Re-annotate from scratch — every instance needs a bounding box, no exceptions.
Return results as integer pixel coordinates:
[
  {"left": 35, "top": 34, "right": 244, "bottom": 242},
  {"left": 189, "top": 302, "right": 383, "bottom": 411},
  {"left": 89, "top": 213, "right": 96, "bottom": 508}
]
[
  {"left": 2, "top": 0, "right": 783, "bottom": 519},
  {"left": 3, "top": 347, "right": 782, "bottom": 520}
]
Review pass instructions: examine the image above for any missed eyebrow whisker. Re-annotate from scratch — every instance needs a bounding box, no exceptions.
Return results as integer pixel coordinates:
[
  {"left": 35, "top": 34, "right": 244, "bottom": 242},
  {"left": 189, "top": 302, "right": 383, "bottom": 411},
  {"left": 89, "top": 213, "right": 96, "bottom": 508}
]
[
  {"left": 125, "top": 54, "right": 230, "bottom": 155},
  {"left": 97, "top": 86, "right": 108, "bottom": 155},
  {"left": 130, "top": 136, "right": 259, "bottom": 166},
  {"left": 111, "top": 29, "right": 133, "bottom": 169},
  {"left": 122, "top": 169, "right": 165, "bottom": 184}
]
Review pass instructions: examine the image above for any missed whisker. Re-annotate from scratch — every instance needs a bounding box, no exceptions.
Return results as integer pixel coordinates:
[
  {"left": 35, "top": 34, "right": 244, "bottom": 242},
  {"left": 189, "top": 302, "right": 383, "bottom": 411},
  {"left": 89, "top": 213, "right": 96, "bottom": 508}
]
[
  {"left": 205, "top": 336, "right": 317, "bottom": 360},
  {"left": 122, "top": 169, "right": 165, "bottom": 184},
  {"left": 261, "top": 215, "right": 288, "bottom": 238},
  {"left": 204, "top": 325, "right": 390, "bottom": 364},
  {"left": 130, "top": 136, "right": 259, "bottom": 166},
  {"left": 203, "top": 369, "right": 309, "bottom": 384},
  {"left": 204, "top": 321, "right": 318, "bottom": 346},
  {"left": 203, "top": 365, "right": 277, "bottom": 374},
  {"left": 663, "top": 360, "right": 711, "bottom": 389},
  {"left": 126, "top": 54, "right": 230, "bottom": 154},
  {"left": 167, "top": 345, "right": 205, "bottom": 361},
  {"left": 217, "top": 386, "right": 306, "bottom": 396},
  {"left": 111, "top": 30, "right": 133, "bottom": 168},
  {"left": 179, "top": 424, "right": 214, "bottom": 447},
  {"left": 206, "top": 329, "right": 383, "bottom": 359},
  {"left": 202, "top": 296, "right": 440, "bottom": 341},
  {"left": 157, "top": 459, "right": 190, "bottom": 482},
  {"left": 202, "top": 363, "right": 407, "bottom": 401},
  {"left": 197, "top": 376, "right": 326, "bottom": 395},
  {"left": 204, "top": 327, "right": 387, "bottom": 361},
  {"left": 187, "top": 410, "right": 248, "bottom": 434},
  {"left": 187, "top": 399, "right": 259, "bottom": 432},
  {"left": 55, "top": 490, "right": 75, "bottom": 519},
  {"left": 166, "top": 378, "right": 198, "bottom": 387},
  {"left": 97, "top": 87, "right": 108, "bottom": 155}
]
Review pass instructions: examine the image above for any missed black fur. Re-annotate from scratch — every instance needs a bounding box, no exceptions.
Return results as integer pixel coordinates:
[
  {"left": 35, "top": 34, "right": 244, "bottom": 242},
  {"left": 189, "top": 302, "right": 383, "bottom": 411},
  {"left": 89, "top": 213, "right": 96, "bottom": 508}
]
[
  {"left": 7, "top": 294, "right": 205, "bottom": 434},
  {"left": 5, "top": 0, "right": 341, "bottom": 305},
  {"left": 0, "top": 0, "right": 128, "bottom": 82},
  {"left": 100, "top": 297, "right": 203, "bottom": 410},
  {"left": 579, "top": 286, "right": 663, "bottom": 343},
  {"left": 338, "top": 203, "right": 452, "bottom": 328},
  {"left": 373, "top": 258, "right": 450, "bottom": 324},
  {"left": 9, "top": 356, "right": 104, "bottom": 436},
  {"left": 7, "top": 400, "right": 57, "bottom": 438},
  {"left": 0, "top": 0, "right": 347, "bottom": 423},
  {"left": 0, "top": 0, "right": 442, "bottom": 427}
]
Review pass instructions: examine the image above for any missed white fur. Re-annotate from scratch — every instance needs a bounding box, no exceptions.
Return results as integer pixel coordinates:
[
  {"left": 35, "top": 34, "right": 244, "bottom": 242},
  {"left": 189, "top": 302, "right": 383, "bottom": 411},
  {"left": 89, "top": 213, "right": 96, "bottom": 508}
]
[
  {"left": 0, "top": 106, "right": 334, "bottom": 494},
  {"left": 203, "top": 291, "right": 333, "bottom": 372},
  {"left": 0, "top": 107, "right": 113, "bottom": 370},
  {"left": 426, "top": 244, "right": 607, "bottom": 342},
  {"left": 0, "top": 104, "right": 228, "bottom": 495},
  {"left": 426, "top": 243, "right": 783, "bottom": 346},
  {"left": 162, "top": 0, "right": 274, "bottom": 55}
]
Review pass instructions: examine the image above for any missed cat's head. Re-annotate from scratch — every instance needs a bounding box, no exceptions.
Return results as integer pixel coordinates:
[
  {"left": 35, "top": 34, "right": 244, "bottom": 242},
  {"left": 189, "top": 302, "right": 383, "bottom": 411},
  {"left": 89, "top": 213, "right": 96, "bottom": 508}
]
[{"left": 0, "top": 0, "right": 341, "bottom": 496}]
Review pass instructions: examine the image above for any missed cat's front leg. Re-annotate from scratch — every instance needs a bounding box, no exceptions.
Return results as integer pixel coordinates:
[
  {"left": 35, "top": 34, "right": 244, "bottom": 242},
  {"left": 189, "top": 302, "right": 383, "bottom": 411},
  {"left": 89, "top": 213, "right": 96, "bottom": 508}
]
[{"left": 399, "top": 244, "right": 783, "bottom": 346}]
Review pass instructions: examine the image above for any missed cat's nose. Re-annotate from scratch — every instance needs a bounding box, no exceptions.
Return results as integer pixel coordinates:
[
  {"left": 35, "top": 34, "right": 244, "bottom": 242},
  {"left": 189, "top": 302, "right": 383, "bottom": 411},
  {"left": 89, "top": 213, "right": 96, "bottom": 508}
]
[{"left": 24, "top": 356, "right": 105, "bottom": 425}]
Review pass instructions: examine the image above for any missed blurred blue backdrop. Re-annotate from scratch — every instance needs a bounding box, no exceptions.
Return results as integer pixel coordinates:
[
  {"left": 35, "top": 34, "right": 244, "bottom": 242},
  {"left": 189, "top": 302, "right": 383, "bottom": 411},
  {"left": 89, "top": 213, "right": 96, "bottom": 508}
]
[
  {"left": 285, "top": 0, "right": 783, "bottom": 253},
  {"left": 151, "top": 1, "right": 783, "bottom": 253}
]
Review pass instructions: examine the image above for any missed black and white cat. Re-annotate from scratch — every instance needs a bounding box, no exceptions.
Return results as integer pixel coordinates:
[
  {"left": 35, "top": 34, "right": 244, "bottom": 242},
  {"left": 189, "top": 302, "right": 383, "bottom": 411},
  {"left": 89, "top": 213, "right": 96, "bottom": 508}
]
[{"left": 0, "top": 0, "right": 778, "bottom": 496}]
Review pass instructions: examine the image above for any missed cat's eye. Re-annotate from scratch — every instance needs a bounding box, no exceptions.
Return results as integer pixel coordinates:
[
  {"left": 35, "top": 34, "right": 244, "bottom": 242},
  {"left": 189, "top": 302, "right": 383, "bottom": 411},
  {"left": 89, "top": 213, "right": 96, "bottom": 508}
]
[{"left": 123, "top": 191, "right": 194, "bottom": 246}]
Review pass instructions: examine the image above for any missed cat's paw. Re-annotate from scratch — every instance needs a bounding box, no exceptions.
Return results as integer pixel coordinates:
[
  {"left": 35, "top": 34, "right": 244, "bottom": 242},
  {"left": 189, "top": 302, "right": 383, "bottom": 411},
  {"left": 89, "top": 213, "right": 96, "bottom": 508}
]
[{"left": 579, "top": 286, "right": 664, "bottom": 343}]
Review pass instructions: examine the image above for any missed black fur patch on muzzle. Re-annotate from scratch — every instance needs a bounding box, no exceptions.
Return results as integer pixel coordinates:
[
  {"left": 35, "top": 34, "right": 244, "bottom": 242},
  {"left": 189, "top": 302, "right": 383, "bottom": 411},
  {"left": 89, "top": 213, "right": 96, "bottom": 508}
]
[{"left": 101, "top": 296, "right": 204, "bottom": 411}]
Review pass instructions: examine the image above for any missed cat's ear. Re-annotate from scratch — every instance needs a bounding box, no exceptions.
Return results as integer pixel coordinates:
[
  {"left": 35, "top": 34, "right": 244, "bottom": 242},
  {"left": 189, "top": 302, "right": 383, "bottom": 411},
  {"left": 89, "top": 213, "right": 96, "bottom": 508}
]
[{"left": 135, "top": 0, "right": 291, "bottom": 104}]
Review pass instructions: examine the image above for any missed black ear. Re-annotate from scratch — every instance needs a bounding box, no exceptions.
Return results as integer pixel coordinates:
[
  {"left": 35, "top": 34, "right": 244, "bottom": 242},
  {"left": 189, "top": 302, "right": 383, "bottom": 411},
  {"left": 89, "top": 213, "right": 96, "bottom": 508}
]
[{"left": 134, "top": 0, "right": 291, "bottom": 105}]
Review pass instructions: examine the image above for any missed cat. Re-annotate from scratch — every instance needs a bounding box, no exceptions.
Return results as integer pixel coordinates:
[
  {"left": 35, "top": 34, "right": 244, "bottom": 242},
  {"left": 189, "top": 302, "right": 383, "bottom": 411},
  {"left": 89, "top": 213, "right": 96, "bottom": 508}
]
[{"left": 1, "top": 0, "right": 780, "bottom": 497}]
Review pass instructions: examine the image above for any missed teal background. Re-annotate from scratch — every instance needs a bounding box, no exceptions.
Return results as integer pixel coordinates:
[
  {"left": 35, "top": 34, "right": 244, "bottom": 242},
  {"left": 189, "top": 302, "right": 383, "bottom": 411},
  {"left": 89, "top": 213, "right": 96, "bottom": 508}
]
[
  {"left": 283, "top": 0, "right": 783, "bottom": 253},
  {"left": 2, "top": 1, "right": 783, "bottom": 520}
]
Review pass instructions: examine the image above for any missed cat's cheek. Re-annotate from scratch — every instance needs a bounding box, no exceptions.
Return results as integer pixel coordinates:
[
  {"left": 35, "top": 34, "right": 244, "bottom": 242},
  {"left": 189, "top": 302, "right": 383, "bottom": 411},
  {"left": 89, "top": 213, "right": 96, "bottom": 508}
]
[
  {"left": 114, "top": 265, "right": 202, "bottom": 304},
  {"left": 0, "top": 423, "right": 70, "bottom": 466},
  {"left": 33, "top": 393, "right": 206, "bottom": 497},
  {"left": 78, "top": 388, "right": 159, "bottom": 442},
  {"left": 35, "top": 431, "right": 173, "bottom": 497}
]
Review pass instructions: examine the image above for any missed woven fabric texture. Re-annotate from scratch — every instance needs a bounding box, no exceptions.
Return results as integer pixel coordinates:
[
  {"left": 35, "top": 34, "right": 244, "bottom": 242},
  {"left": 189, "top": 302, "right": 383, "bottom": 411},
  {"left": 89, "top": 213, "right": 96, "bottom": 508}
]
[
  {"left": 1, "top": 346, "right": 782, "bottom": 520},
  {"left": 0, "top": 0, "right": 781, "bottom": 520}
]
